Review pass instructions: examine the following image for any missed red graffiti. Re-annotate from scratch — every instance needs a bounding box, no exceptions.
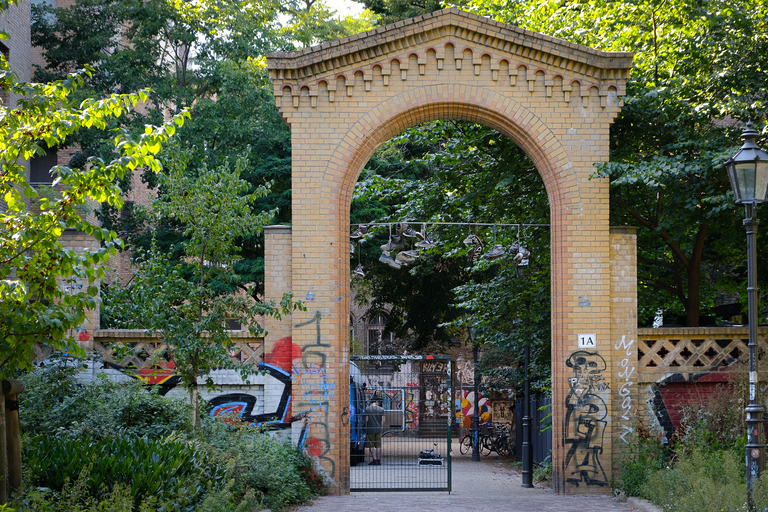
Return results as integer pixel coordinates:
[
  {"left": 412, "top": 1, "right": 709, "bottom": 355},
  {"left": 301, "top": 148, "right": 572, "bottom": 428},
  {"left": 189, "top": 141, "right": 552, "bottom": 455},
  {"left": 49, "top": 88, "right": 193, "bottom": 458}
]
[
  {"left": 264, "top": 337, "right": 302, "bottom": 373},
  {"left": 77, "top": 330, "right": 90, "bottom": 342},
  {"left": 136, "top": 361, "right": 176, "bottom": 386},
  {"left": 263, "top": 337, "right": 301, "bottom": 421},
  {"left": 304, "top": 437, "right": 323, "bottom": 457}
]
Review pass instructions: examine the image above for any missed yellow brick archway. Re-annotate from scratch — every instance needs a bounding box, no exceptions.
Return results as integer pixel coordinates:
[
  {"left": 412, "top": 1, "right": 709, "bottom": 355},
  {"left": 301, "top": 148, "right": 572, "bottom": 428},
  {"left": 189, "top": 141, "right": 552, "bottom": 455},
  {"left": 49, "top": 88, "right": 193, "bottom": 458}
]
[
  {"left": 327, "top": 86, "right": 574, "bottom": 211},
  {"left": 265, "top": 8, "right": 637, "bottom": 495}
]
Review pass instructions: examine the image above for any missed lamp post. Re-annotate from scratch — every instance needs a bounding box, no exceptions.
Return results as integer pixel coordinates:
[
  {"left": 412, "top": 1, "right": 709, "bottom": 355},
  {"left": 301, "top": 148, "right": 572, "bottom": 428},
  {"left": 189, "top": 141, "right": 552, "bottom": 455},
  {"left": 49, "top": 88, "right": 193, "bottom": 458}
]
[
  {"left": 468, "top": 324, "right": 480, "bottom": 461},
  {"left": 521, "top": 343, "right": 533, "bottom": 487},
  {"left": 724, "top": 120, "right": 768, "bottom": 505},
  {"left": 456, "top": 355, "right": 465, "bottom": 439}
]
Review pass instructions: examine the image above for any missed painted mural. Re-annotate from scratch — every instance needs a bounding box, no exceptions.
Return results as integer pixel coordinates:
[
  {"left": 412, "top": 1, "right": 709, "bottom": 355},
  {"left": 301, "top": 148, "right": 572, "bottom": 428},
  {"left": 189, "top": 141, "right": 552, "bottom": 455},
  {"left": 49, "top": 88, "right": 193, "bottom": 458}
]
[
  {"left": 645, "top": 370, "right": 733, "bottom": 442},
  {"left": 455, "top": 391, "right": 491, "bottom": 428}
]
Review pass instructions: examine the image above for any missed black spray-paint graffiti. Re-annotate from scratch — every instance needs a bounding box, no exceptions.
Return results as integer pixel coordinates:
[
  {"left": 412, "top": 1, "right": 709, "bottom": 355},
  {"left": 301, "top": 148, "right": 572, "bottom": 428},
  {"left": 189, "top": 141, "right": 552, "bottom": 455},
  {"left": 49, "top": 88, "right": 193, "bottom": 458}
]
[
  {"left": 564, "top": 350, "right": 609, "bottom": 487},
  {"left": 208, "top": 362, "right": 293, "bottom": 428}
]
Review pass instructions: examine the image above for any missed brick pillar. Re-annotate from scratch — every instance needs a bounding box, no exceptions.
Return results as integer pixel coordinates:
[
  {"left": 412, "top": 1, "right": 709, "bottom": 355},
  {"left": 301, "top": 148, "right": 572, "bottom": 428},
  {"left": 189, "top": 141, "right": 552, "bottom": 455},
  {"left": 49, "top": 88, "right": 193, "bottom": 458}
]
[
  {"left": 609, "top": 227, "right": 638, "bottom": 475},
  {"left": 264, "top": 225, "right": 294, "bottom": 362}
]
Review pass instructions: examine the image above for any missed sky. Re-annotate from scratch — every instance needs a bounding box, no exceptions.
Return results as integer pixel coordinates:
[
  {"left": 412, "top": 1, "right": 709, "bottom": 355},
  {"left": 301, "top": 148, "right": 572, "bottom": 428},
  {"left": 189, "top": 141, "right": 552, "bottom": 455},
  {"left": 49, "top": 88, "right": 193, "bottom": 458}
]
[{"left": 325, "top": 0, "right": 365, "bottom": 17}]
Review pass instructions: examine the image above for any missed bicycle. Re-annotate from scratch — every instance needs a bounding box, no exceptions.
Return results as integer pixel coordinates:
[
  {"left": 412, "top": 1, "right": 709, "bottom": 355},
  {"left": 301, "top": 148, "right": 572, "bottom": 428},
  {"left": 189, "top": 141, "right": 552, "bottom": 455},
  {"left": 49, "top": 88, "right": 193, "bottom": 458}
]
[
  {"left": 482, "top": 424, "right": 512, "bottom": 456},
  {"left": 459, "top": 425, "right": 492, "bottom": 455},
  {"left": 459, "top": 430, "right": 475, "bottom": 454}
]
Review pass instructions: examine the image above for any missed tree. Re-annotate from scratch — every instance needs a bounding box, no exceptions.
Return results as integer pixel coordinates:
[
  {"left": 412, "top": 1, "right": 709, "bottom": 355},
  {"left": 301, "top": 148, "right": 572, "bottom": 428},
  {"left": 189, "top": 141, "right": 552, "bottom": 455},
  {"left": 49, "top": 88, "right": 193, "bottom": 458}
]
[
  {"left": 32, "top": 0, "right": 375, "bottom": 301},
  {"left": 463, "top": 0, "right": 768, "bottom": 325},
  {"left": 128, "top": 58, "right": 295, "bottom": 300},
  {"left": 0, "top": 63, "right": 187, "bottom": 376},
  {"left": 355, "top": 0, "right": 444, "bottom": 25},
  {"left": 102, "top": 152, "right": 300, "bottom": 426}
]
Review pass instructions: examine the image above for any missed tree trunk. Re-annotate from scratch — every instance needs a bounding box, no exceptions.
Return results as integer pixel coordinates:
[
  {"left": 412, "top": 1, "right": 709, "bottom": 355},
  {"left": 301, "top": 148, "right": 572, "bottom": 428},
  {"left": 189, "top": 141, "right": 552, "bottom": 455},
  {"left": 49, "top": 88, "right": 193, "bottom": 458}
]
[
  {"left": 686, "top": 264, "right": 701, "bottom": 327},
  {"left": 191, "top": 386, "right": 199, "bottom": 429},
  {"left": 685, "top": 222, "right": 708, "bottom": 327}
]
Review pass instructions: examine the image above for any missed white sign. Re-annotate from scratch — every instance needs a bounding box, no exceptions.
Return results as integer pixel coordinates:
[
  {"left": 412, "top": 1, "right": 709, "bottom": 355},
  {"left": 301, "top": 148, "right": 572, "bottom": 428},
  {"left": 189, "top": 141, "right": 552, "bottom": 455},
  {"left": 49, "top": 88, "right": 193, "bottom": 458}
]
[{"left": 578, "top": 334, "right": 596, "bottom": 349}]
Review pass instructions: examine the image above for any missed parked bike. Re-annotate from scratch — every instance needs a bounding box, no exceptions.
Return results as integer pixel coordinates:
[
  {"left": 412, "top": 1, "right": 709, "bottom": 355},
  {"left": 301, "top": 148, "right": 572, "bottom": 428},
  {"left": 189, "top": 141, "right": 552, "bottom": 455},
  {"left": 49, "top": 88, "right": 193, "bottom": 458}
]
[{"left": 482, "top": 423, "right": 512, "bottom": 457}]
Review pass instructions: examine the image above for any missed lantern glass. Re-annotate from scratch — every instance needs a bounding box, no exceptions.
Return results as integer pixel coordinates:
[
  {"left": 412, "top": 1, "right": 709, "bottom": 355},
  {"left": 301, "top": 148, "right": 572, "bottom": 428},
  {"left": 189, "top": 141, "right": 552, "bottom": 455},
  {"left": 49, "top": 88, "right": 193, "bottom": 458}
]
[
  {"left": 725, "top": 123, "right": 768, "bottom": 205},
  {"left": 727, "top": 159, "right": 768, "bottom": 203}
]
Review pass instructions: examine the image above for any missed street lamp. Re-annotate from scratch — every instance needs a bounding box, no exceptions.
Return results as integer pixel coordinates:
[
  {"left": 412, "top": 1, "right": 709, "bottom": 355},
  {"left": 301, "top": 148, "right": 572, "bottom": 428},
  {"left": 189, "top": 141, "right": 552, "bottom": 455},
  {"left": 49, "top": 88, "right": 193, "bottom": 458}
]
[
  {"left": 724, "top": 120, "right": 768, "bottom": 505},
  {"left": 468, "top": 324, "right": 480, "bottom": 461}
]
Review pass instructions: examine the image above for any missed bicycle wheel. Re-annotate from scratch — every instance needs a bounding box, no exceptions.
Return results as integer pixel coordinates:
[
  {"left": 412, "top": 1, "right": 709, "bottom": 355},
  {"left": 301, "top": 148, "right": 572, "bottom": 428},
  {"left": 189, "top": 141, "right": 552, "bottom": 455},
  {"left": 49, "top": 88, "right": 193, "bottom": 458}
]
[
  {"left": 480, "top": 435, "right": 493, "bottom": 456},
  {"left": 459, "top": 434, "right": 472, "bottom": 455},
  {"left": 498, "top": 436, "right": 511, "bottom": 456}
]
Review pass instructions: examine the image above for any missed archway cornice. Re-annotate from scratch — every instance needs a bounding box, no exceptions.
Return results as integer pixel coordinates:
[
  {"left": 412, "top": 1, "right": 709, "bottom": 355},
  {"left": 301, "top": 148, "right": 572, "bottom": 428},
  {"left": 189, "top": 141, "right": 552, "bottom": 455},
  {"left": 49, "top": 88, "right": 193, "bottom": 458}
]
[{"left": 267, "top": 8, "right": 633, "bottom": 84}]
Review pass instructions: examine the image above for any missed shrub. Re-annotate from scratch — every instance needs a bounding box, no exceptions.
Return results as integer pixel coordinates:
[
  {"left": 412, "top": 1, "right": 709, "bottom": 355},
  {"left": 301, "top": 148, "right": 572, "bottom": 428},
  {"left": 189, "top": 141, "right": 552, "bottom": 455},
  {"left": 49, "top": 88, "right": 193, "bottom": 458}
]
[
  {"left": 23, "top": 434, "right": 225, "bottom": 509},
  {"left": 533, "top": 454, "right": 552, "bottom": 483},
  {"left": 199, "top": 419, "right": 327, "bottom": 511},
  {"left": 18, "top": 367, "right": 326, "bottom": 511},
  {"left": 675, "top": 382, "right": 746, "bottom": 456},
  {"left": 10, "top": 468, "right": 189, "bottom": 512},
  {"left": 613, "top": 417, "right": 669, "bottom": 497},
  {"left": 640, "top": 448, "right": 754, "bottom": 511},
  {"left": 20, "top": 366, "right": 193, "bottom": 439}
]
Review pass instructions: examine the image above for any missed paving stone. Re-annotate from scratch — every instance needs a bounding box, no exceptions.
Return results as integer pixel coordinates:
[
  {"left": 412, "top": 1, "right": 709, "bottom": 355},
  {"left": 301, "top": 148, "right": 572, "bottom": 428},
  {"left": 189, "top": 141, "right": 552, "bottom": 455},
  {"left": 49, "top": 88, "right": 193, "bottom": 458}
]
[{"left": 295, "top": 456, "right": 643, "bottom": 512}]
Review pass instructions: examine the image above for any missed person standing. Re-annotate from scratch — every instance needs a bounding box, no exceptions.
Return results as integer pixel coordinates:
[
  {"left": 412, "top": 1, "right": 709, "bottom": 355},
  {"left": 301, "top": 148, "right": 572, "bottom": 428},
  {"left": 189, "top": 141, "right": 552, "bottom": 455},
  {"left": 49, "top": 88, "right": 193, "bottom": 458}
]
[{"left": 364, "top": 400, "right": 386, "bottom": 465}]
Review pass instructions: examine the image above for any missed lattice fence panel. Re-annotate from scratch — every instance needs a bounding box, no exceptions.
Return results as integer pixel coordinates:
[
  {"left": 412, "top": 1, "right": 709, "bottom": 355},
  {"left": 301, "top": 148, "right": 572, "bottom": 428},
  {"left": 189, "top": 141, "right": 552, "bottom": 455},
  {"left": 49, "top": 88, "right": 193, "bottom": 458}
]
[{"left": 638, "top": 331, "right": 767, "bottom": 372}]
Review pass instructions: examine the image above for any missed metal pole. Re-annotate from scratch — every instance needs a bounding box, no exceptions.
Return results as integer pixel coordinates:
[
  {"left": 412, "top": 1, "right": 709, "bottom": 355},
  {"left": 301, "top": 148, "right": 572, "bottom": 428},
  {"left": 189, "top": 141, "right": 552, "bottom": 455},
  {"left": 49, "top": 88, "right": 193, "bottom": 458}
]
[
  {"left": 521, "top": 344, "right": 533, "bottom": 487},
  {"left": 2, "top": 380, "right": 24, "bottom": 497},
  {"left": 472, "top": 342, "right": 480, "bottom": 461},
  {"left": 744, "top": 203, "right": 765, "bottom": 509}
]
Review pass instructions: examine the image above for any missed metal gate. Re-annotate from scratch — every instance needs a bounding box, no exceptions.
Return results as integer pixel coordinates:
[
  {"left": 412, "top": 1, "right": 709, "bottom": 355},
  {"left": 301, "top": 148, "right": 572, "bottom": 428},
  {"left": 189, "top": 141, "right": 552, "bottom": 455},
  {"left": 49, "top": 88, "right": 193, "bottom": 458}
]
[{"left": 350, "top": 355, "right": 452, "bottom": 492}]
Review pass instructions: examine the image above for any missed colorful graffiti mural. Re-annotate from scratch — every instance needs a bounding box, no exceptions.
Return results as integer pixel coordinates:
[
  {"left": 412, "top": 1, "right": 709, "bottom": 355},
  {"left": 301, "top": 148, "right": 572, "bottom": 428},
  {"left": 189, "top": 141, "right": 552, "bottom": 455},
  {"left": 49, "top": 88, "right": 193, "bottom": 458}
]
[
  {"left": 292, "top": 309, "right": 336, "bottom": 480},
  {"left": 455, "top": 391, "right": 491, "bottom": 428}
]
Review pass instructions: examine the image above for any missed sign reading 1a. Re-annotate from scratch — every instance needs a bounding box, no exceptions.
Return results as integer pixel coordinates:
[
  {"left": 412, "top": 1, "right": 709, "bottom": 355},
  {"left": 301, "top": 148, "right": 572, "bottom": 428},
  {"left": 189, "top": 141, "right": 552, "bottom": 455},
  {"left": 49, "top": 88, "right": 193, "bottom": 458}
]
[{"left": 578, "top": 334, "right": 596, "bottom": 349}]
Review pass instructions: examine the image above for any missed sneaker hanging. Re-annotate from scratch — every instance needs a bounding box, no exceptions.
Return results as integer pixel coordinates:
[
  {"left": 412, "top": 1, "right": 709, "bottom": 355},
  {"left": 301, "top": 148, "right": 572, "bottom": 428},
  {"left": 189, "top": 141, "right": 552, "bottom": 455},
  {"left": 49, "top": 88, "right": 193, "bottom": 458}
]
[
  {"left": 350, "top": 225, "right": 368, "bottom": 239},
  {"left": 402, "top": 249, "right": 420, "bottom": 259},
  {"left": 380, "top": 236, "right": 404, "bottom": 252},
  {"left": 484, "top": 244, "right": 505, "bottom": 260},
  {"left": 517, "top": 247, "right": 531, "bottom": 266},
  {"left": 396, "top": 251, "right": 416, "bottom": 266},
  {"left": 415, "top": 236, "right": 435, "bottom": 249},
  {"left": 354, "top": 264, "right": 365, "bottom": 277},
  {"left": 402, "top": 227, "right": 420, "bottom": 239},
  {"left": 379, "top": 252, "right": 402, "bottom": 269}
]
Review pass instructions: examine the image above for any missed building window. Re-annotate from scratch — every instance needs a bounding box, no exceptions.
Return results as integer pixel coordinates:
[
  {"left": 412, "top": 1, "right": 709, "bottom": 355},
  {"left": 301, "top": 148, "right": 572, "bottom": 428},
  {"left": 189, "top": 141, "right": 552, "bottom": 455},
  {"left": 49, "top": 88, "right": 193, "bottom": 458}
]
[
  {"left": 367, "top": 312, "right": 393, "bottom": 356},
  {"left": 226, "top": 319, "right": 242, "bottom": 330},
  {"left": 30, "top": 146, "right": 58, "bottom": 185},
  {"left": 0, "top": 42, "right": 8, "bottom": 106}
]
